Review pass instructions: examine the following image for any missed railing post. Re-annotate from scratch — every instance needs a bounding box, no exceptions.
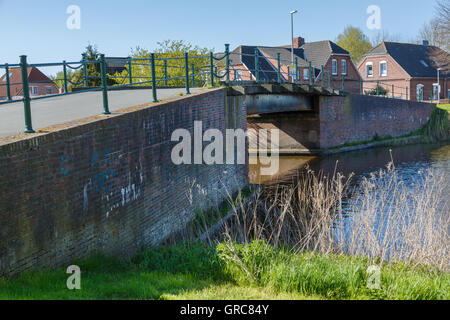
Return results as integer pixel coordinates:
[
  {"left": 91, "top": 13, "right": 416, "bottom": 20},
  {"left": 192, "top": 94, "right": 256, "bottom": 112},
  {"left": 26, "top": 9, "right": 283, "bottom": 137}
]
[
  {"left": 99, "top": 54, "right": 110, "bottom": 114},
  {"left": 329, "top": 72, "right": 332, "bottom": 89},
  {"left": 376, "top": 80, "right": 380, "bottom": 95},
  {"left": 309, "top": 62, "right": 313, "bottom": 86},
  {"left": 225, "top": 44, "right": 230, "bottom": 85},
  {"left": 295, "top": 58, "right": 298, "bottom": 85},
  {"left": 209, "top": 52, "right": 214, "bottom": 87},
  {"left": 406, "top": 86, "right": 408, "bottom": 100},
  {"left": 392, "top": 85, "right": 394, "bottom": 98},
  {"left": 163, "top": 59, "right": 168, "bottom": 87},
  {"left": 321, "top": 65, "right": 324, "bottom": 88},
  {"left": 5, "top": 63, "right": 11, "bottom": 101},
  {"left": 150, "top": 53, "right": 158, "bottom": 103},
  {"left": 184, "top": 52, "right": 190, "bottom": 94},
  {"left": 360, "top": 79, "right": 363, "bottom": 95},
  {"left": 277, "top": 53, "right": 281, "bottom": 84},
  {"left": 341, "top": 75, "right": 345, "bottom": 91},
  {"left": 191, "top": 62, "right": 195, "bottom": 88},
  {"left": 128, "top": 57, "right": 133, "bottom": 85},
  {"left": 20, "top": 55, "right": 34, "bottom": 133},
  {"left": 254, "top": 48, "right": 259, "bottom": 84},
  {"left": 63, "top": 60, "right": 68, "bottom": 93},
  {"left": 82, "top": 53, "right": 88, "bottom": 87}
]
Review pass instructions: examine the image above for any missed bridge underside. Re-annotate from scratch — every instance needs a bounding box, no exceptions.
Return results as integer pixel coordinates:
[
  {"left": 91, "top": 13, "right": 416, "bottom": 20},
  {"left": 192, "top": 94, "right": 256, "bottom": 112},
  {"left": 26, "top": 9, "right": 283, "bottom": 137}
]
[
  {"left": 228, "top": 83, "right": 342, "bottom": 116},
  {"left": 227, "top": 84, "right": 342, "bottom": 154}
]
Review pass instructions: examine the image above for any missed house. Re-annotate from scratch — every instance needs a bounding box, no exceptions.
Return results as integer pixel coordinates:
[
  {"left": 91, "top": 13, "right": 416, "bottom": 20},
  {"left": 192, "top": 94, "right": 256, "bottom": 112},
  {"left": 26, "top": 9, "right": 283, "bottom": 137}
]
[
  {"left": 224, "top": 37, "right": 362, "bottom": 94},
  {"left": 357, "top": 41, "right": 450, "bottom": 101},
  {"left": 0, "top": 66, "right": 59, "bottom": 100}
]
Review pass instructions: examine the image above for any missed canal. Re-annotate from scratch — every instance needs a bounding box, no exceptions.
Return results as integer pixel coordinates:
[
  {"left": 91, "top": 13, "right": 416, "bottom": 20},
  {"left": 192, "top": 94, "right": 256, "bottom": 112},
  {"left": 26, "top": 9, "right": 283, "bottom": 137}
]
[{"left": 249, "top": 142, "right": 449, "bottom": 265}]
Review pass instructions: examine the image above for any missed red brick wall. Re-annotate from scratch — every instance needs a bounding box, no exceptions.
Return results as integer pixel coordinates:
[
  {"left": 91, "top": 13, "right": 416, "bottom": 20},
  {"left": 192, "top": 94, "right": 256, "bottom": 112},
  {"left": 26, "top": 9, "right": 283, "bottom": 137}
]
[
  {"left": 0, "top": 89, "right": 248, "bottom": 277},
  {"left": 319, "top": 94, "right": 436, "bottom": 149}
]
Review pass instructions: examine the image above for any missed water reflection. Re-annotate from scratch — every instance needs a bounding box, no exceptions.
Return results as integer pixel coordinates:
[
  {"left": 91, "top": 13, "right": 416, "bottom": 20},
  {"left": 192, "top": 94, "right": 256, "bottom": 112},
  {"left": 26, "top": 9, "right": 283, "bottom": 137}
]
[{"left": 250, "top": 143, "right": 450, "bottom": 184}]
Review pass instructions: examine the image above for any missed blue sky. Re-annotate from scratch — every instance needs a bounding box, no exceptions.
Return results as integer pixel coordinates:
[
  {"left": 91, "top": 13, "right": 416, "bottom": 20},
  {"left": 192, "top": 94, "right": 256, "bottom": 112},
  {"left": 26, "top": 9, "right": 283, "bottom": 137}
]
[{"left": 0, "top": 0, "right": 437, "bottom": 74}]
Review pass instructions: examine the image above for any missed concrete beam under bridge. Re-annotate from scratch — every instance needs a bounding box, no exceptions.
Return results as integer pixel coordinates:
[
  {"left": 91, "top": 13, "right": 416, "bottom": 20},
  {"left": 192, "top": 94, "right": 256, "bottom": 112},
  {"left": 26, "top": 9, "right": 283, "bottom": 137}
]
[
  {"left": 227, "top": 83, "right": 343, "bottom": 97},
  {"left": 227, "top": 84, "right": 343, "bottom": 115}
]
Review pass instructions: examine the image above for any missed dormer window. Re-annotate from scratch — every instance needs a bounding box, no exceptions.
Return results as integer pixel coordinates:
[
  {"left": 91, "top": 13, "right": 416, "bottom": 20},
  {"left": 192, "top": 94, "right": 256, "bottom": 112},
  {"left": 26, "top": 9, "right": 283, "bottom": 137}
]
[
  {"left": 332, "top": 59, "right": 338, "bottom": 75},
  {"left": 366, "top": 62, "right": 373, "bottom": 77},
  {"left": 380, "top": 61, "right": 387, "bottom": 77}
]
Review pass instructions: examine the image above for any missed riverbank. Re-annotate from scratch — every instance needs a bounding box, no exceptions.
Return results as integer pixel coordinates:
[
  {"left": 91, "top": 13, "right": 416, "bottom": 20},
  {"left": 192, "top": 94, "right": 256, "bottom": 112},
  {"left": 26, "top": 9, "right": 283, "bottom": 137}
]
[{"left": 0, "top": 241, "right": 447, "bottom": 300}]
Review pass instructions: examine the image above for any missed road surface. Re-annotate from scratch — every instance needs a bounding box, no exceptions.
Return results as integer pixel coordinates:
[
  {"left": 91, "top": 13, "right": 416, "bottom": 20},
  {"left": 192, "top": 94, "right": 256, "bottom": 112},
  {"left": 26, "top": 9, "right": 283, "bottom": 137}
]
[{"left": 0, "top": 88, "right": 202, "bottom": 137}]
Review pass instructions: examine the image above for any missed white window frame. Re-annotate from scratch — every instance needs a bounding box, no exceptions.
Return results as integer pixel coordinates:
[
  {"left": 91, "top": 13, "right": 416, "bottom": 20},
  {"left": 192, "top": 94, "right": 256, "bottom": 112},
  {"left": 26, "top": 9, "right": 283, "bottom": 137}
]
[
  {"left": 332, "top": 59, "right": 338, "bottom": 75},
  {"left": 379, "top": 61, "right": 387, "bottom": 77},
  {"left": 235, "top": 69, "right": 242, "bottom": 81},
  {"left": 341, "top": 59, "right": 347, "bottom": 76},
  {"left": 416, "top": 84, "right": 424, "bottom": 102},
  {"left": 432, "top": 83, "right": 439, "bottom": 100},
  {"left": 30, "top": 86, "right": 39, "bottom": 96},
  {"left": 303, "top": 68, "right": 309, "bottom": 80},
  {"left": 366, "top": 62, "right": 373, "bottom": 78}
]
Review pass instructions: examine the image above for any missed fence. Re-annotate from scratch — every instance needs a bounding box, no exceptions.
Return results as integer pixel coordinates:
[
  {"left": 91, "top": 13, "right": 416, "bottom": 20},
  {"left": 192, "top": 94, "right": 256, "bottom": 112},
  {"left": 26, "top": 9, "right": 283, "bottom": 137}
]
[{"left": 0, "top": 44, "right": 439, "bottom": 134}]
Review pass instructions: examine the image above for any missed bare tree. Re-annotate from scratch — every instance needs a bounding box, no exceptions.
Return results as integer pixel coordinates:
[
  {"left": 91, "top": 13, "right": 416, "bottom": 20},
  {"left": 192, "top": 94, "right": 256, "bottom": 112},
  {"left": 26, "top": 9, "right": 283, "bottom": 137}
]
[
  {"left": 370, "top": 30, "right": 402, "bottom": 46},
  {"left": 418, "top": 19, "right": 443, "bottom": 47},
  {"left": 435, "top": 0, "right": 449, "bottom": 51},
  {"left": 424, "top": 0, "right": 450, "bottom": 73}
]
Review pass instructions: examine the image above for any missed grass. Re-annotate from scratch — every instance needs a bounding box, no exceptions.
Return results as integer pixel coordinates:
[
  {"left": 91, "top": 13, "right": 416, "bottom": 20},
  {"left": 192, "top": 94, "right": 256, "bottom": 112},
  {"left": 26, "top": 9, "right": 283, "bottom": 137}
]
[
  {"left": 437, "top": 104, "right": 450, "bottom": 112},
  {"left": 0, "top": 241, "right": 448, "bottom": 300},
  {"left": 1, "top": 163, "right": 448, "bottom": 300}
]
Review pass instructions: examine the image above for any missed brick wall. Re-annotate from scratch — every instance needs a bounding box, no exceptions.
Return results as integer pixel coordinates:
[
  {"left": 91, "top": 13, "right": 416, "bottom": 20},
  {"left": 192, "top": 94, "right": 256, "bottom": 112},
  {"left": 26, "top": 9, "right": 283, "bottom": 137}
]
[
  {"left": 319, "top": 94, "right": 436, "bottom": 149},
  {"left": 0, "top": 88, "right": 248, "bottom": 277}
]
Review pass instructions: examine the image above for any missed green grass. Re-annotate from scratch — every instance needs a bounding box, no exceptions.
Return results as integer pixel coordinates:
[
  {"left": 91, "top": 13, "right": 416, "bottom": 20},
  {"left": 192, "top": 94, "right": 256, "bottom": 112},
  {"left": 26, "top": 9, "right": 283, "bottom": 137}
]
[
  {"left": 438, "top": 104, "right": 450, "bottom": 112},
  {"left": 0, "top": 241, "right": 448, "bottom": 300}
]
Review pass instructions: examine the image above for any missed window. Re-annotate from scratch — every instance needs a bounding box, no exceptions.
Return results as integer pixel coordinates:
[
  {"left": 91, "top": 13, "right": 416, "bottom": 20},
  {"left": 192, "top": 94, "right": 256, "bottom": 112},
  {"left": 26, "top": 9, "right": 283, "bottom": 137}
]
[
  {"left": 380, "top": 61, "right": 387, "bottom": 77},
  {"left": 45, "top": 86, "right": 53, "bottom": 95},
  {"left": 448, "top": 89, "right": 450, "bottom": 99},
  {"left": 235, "top": 70, "right": 242, "bottom": 81},
  {"left": 366, "top": 62, "right": 373, "bottom": 77},
  {"left": 30, "top": 86, "right": 38, "bottom": 96},
  {"left": 416, "top": 84, "right": 424, "bottom": 102},
  {"left": 332, "top": 59, "right": 338, "bottom": 75},
  {"left": 341, "top": 60, "right": 347, "bottom": 75},
  {"left": 432, "top": 84, "right": 439, "bottom": 101},
  {"left": 303, "top": 68, "right": 309, "bottom": 80}
]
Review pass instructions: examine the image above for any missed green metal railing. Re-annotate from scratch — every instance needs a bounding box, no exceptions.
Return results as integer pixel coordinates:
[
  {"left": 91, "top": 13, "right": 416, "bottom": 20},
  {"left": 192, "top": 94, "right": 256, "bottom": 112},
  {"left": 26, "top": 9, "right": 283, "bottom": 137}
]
[{"left": 0, "top": 43, "right": 434, "bottom": 134}]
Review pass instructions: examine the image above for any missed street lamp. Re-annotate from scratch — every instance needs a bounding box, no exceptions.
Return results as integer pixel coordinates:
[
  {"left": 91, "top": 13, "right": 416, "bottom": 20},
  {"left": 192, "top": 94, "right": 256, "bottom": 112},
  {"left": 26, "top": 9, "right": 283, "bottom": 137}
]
[
  {"left": 437, "top": 68, "right": 442, "bottom": 104},
  {"left": 290, "top": 10, "right": 298, "bottom": 67}
]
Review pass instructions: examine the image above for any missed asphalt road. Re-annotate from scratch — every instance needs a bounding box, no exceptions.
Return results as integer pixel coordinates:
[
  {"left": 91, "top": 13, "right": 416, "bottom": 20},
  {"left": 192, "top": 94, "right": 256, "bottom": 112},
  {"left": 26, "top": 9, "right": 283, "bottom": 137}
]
[{"left": 0, "top": 88, "right": 202, "bottom": 137}]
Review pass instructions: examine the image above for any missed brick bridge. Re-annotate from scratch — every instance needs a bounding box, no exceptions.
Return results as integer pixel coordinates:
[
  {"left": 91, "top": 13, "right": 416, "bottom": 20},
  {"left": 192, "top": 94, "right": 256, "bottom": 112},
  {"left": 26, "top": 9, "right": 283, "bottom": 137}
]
[
  {"left": 0, "top": 84, "right": 435, "bottom": 277},
  {"left": 227, "top": 83, "right": 435, "bottom": 154}
]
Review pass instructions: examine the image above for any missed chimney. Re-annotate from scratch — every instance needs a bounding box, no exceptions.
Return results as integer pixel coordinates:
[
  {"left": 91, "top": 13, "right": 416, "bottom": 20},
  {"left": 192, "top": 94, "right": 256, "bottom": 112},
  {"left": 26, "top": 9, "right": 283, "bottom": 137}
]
[
  {"left": 293, "top": 37, "right": 305, "bottom": 48},
  {"left": 423, "top": 40, "right": 429, "bottom": 46}
]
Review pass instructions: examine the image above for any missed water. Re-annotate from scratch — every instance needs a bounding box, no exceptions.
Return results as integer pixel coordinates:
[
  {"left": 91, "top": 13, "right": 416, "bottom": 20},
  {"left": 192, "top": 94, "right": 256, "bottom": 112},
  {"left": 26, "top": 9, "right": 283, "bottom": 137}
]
[
  {"left": 250, "top": 143, "right": 450, "bottom": 262},
  {"left": 250, "top": 143, "right": 450, "bottom": 185}
]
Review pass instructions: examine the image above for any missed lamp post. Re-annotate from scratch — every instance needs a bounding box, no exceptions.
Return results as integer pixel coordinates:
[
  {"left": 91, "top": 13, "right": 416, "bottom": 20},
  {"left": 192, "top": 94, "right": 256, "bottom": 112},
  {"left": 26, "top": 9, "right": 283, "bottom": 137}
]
[
  {"left": 290, "top": 10, "right": 297, "bottom": 67},
  {"left": 437, "top": 68, "right": 442, "bottom": 104}
]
